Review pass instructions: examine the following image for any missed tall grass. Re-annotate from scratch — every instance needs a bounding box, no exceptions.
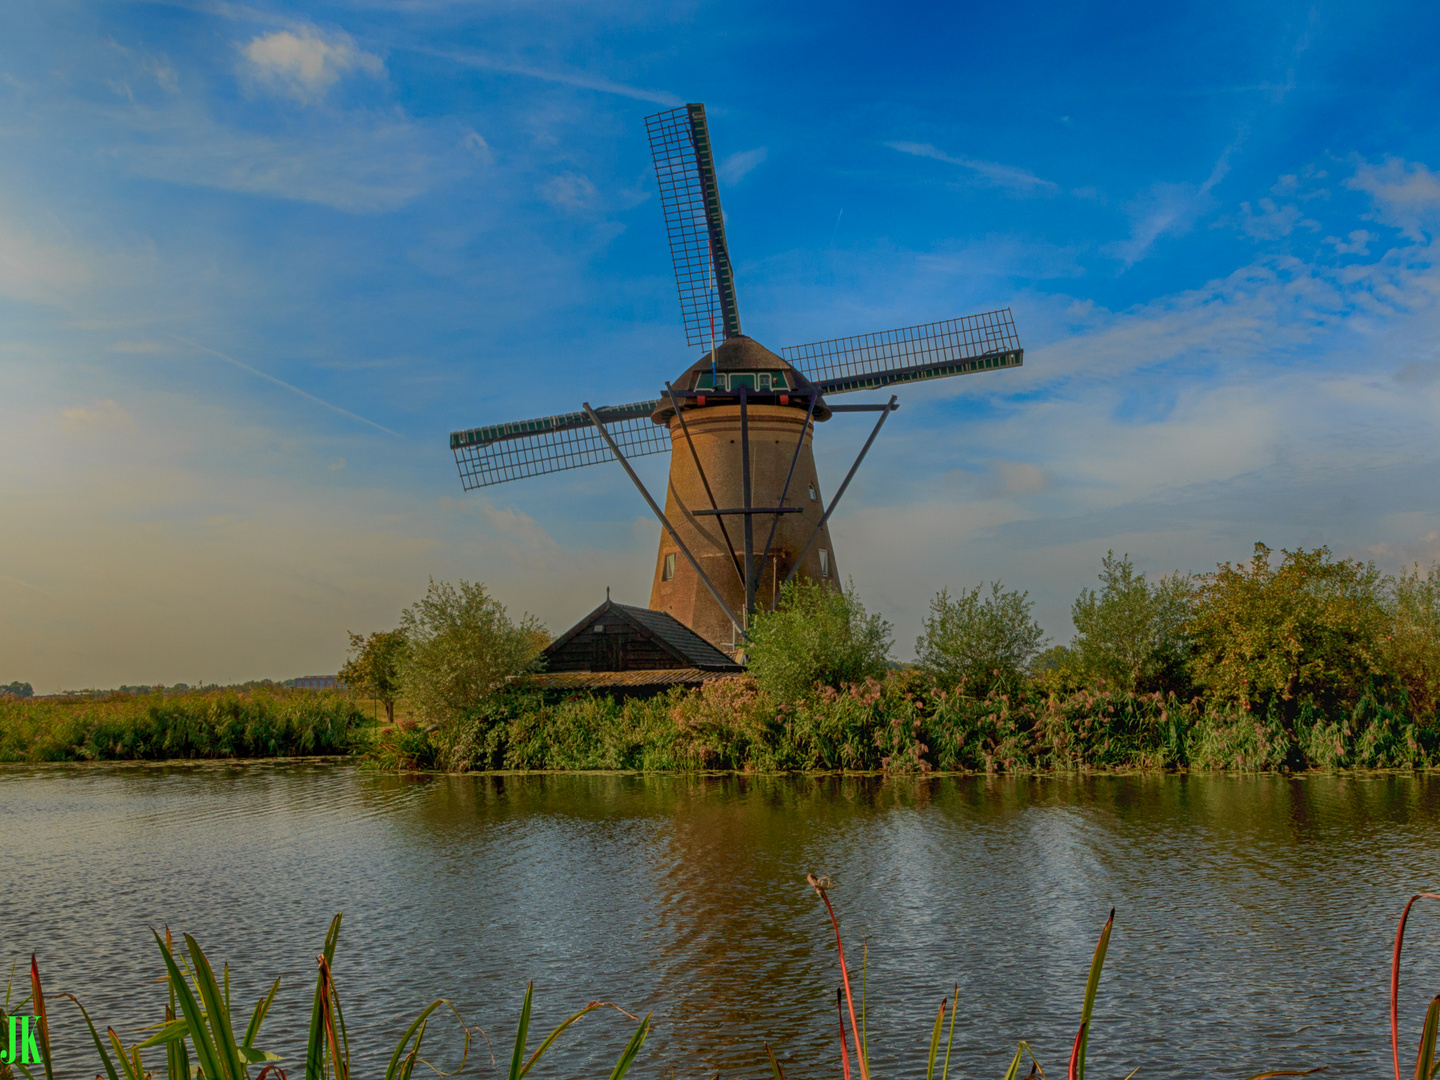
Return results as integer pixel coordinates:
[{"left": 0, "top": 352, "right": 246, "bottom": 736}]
[
  {"left": 3, "top": 915, "right": 650, "bottom": 1080},
  {"left": 371, "top": 670, "right": 1440, "bottom": 774},
  {"left": 798, "top": 878, "right": 1349, "bottom": 1080},
  {"left": 0, "top": 689, "right": 367, "bottom": 763}
]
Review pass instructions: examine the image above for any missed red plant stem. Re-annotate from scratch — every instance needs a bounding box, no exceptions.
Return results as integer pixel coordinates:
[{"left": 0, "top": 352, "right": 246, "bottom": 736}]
[
  {"left": 810, "top": 878, "right": 869, "bottom": 1080},
  {"left": 1392, "top": 893, "right": 1440, "bottom": 1080},
  {"left": 1068, "top": 1022, "right": 1086, "bottom": 1080},
  {"left": 837, "top": 989, "right": 851, "bottom": 1080}
]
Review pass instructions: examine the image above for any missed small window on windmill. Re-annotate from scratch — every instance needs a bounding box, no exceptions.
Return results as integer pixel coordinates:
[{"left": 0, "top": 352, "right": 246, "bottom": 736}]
[
  {"left": 662, "top": 552, "right": 676, "bottom": 581},
  {"left": 808, "top": 483, "right": 817, "bottom": 502},
  {"left": 819, "top": 549, "right": 830, "bottom": 578},
  {"left": 757, "top": 373, "right": 772, "bottom": 391}
]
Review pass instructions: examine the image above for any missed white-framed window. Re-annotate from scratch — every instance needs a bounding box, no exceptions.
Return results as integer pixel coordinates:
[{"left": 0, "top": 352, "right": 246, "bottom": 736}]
[
  {"left": 662, "top": 552, "right": 676, "bottom": 581},
  {"left": 819, "top": 549, "right": 829, "bottom": 578},
  {"left": 808, "top": 483, "right": 817, "bottom": 501}
]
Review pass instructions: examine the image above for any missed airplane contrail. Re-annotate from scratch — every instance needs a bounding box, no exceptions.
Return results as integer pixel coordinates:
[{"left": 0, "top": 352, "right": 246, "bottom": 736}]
[{"left": 171, "top": 335, "right": 402, "bottom": 438}]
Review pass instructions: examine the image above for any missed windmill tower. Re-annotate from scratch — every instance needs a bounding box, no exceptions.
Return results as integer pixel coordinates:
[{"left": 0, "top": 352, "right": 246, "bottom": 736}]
[{"left": 450, "top": 103, "right": 1025, "bottom": 655}]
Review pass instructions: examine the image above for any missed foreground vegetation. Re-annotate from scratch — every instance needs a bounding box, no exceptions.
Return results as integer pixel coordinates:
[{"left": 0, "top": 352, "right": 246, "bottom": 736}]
[
  {"left": 5, "top": 890, "right": 1436, "bottom": 1080},
  {"left": 0, "top": 687, "right": 366, "bottom": 763},
  {"left": 353, "top": 545, "right": 1440, "bottom": 774},
  {"left": 370, "top": 671, "right": 1440, "bottom": 773}
]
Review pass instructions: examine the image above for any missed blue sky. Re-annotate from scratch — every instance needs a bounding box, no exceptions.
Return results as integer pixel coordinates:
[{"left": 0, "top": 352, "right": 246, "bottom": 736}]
[{"left": 4, "top": 0, "right": 1440, "bottom": 690}]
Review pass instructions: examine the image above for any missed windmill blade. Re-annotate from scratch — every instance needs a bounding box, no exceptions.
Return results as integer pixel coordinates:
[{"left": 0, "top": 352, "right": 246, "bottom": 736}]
[
  {"left": 645, "top": 103, "right": 742, "bottom": 347},
  {"left": 451, "top": 400, "right": 669, "bottom": 490},
  {"left": 785, "top": 308, "right": 1023, "bottom": 397}
]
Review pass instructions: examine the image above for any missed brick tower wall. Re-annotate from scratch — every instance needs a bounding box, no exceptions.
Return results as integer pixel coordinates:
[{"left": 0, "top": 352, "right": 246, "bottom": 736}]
[{"left": 648, "top": 403, "right": 838, "bottom": 654}]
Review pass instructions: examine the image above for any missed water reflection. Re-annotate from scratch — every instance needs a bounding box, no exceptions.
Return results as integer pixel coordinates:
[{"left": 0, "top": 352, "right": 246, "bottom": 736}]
[{"left": 1, "top": 767, "right": 1438, "bottom": 1079}]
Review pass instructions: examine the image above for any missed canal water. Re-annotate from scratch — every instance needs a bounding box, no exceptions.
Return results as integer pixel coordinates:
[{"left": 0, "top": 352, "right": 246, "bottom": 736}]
[{"left": 3, "top": 766, "right": 1439, "bottom": 1079}]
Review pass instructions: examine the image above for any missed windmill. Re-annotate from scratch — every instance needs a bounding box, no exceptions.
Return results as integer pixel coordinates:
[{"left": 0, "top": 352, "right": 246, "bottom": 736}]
[{"left": 451, "top": 103, "right": 1024, "bottom": 654}]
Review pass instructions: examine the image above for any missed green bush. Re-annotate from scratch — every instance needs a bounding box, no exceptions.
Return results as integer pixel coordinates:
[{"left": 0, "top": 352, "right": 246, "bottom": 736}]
[
  {"left": 1384, "top": 562, "right": 1440, "bottom": 721},
  {"left": 1189, "top": 544, "right": 1388, "bottom": 725},
  {"left": 399, "top": 578, "right": 549, "bottom": 725},
  {"left": 1070, "top": 552, "right": 1193, "bottom": 694},
  {"left": 745, "top": 578, "right": 892, "bottom": 704},
  {"left": 916, "top": 581, "right": 1045, "bottom": 695}
]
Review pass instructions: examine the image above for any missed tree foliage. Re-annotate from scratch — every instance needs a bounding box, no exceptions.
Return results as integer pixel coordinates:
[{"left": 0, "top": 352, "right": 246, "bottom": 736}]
[
  {"left": 915, "top": 581, "right": 1044, "bottom": 695},
  {"left": 339, "top": 630, "right": 408, "bottom": 724},
  {"left": 399, "top": 578, "right": 549, "bottom": 724},
  {"left": 1188, "top": 543, "right": 1387, "bottom": 722},
  {"left": 745, "top": 578, "right": 893, "bottom": 704},
  {"left": 1383, "top": 562, "right": 1440, "bottom": 719},
  {"left": 2, "top": 681, "right": 34, "bottom": 699},
  {"left": 1070, "top": 552, "right": 1193, "bottom": 693}
]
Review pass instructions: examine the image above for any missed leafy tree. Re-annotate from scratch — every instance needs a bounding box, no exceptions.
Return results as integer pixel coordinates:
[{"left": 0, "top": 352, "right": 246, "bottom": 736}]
[
  {"left": 916, "top": 581, "right": 1044, "bottom": 695},
  {"left": 2, "top": 681, "right": 33, "bottom": 698},
  {"left": 1070, "top": 552, "right": 1193, "bottom": 693},
  {"left": 1188, "top": 543, "right": 1387, "bottom": 723},
  {"left": 399, "top": 578, "right": 549, "bottom": 725},
  {"left": 746, "top": 578, "right": 893, "bottom": 703},
  {"left": 339, "top": 630, "right": 408, "bottom": 724},
  {"left": 1382, "top": 562, "right": 1440, "bottom": 721}
]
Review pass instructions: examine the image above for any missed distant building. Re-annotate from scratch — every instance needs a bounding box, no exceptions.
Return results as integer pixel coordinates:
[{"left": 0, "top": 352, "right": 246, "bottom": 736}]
[
  {"left": 513, "top": 596, "right": 744, "bottom": 700},
  {"left": 293, "top": 675, "right": 339, "bottom": 690}
]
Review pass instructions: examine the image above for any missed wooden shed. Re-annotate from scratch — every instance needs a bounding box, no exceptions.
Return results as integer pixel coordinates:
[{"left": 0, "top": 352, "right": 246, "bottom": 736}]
[{"left": 515, "top": 596, "right": 744, "bottom": 699}]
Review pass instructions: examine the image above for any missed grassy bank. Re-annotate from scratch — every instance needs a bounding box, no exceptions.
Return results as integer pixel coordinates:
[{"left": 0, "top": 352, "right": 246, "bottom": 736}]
[
  {"left": 370, "top": 669, "right": 1440, "bottom": 773},
  {"left": 0, "top": 687, "right": 368, "bottom": 763}
]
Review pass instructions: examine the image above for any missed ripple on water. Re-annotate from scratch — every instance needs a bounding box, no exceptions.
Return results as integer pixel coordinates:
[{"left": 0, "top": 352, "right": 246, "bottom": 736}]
[{"left": 2, "top": 767, "right": 1439, "bottom": 1079}]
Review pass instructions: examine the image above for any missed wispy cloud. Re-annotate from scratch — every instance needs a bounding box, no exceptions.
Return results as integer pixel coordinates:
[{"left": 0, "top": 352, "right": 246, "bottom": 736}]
[
  {"left": 102, "top": 106, "right": 447, "bottom": 212},
  {"left": 1106, "top": 140, "right": 1238, "bottom": 265},
  {"left": 171, "top": 336, "right": 402, "bottom": 436},
  {"left": 886, "top": 141, "right": 1060, "bottom": 195},
  {"left": 423, "top": 49, "right": 681, "bottom": 106},
  {"left": 719, "top": 147, "right": 767, "bottom": 185}
]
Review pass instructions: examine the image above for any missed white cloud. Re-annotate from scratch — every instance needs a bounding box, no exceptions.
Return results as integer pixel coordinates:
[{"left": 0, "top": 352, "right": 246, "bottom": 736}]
[
  {"left": 1240, "top": 197, "right": 1318, "bottom": 239},
  {"left": 1347, "top": 157, "right": 1440, "bottom": 240},
  {"left": 886, "top": 141, "right": 1060, "bottom": 195},
  {"left": 1326, "top": 229, "right": 1373, "bottom": 255},
  {"left": 541, "top": 172, "right": 599, "bottom": 212},
  {"left": 719, "top": 147, "right": 767, "bottom": 185},
  {"left": 239, "top": 27, "right": 384, "bottom": 104}
]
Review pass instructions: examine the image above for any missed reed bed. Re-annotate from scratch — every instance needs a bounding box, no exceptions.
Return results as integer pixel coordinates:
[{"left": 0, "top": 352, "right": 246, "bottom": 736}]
[
  {"left": 372, "top": 671, "right": 1440, "bottom": 774},
  {"left": 0, "top": 689, "right": 367, "bottom": 763}
]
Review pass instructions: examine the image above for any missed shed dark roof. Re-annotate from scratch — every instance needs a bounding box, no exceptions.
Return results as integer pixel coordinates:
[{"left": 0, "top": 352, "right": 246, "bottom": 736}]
[
  {"left": 543, "top": 598, "right": 744, "bottom": 672},
  {"left": 616, "top": 603, "right": 741, "bottom": 669}
]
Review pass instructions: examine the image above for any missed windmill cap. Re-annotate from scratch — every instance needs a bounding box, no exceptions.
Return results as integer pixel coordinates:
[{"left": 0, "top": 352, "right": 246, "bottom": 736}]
[{"left": 653, "top": 334, "right": 830, "bottom": 424}]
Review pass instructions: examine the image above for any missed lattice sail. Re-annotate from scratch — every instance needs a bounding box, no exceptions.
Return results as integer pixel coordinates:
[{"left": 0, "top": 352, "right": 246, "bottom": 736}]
[
  {"left": 451, "top": 401, "right": 669, "bottom": 490},
  {"left": 785, "top": 308, "right": 1023, "bottom": 396},
  {"left": 645, "top": 103, "right": 741, "bottom": 347}
]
